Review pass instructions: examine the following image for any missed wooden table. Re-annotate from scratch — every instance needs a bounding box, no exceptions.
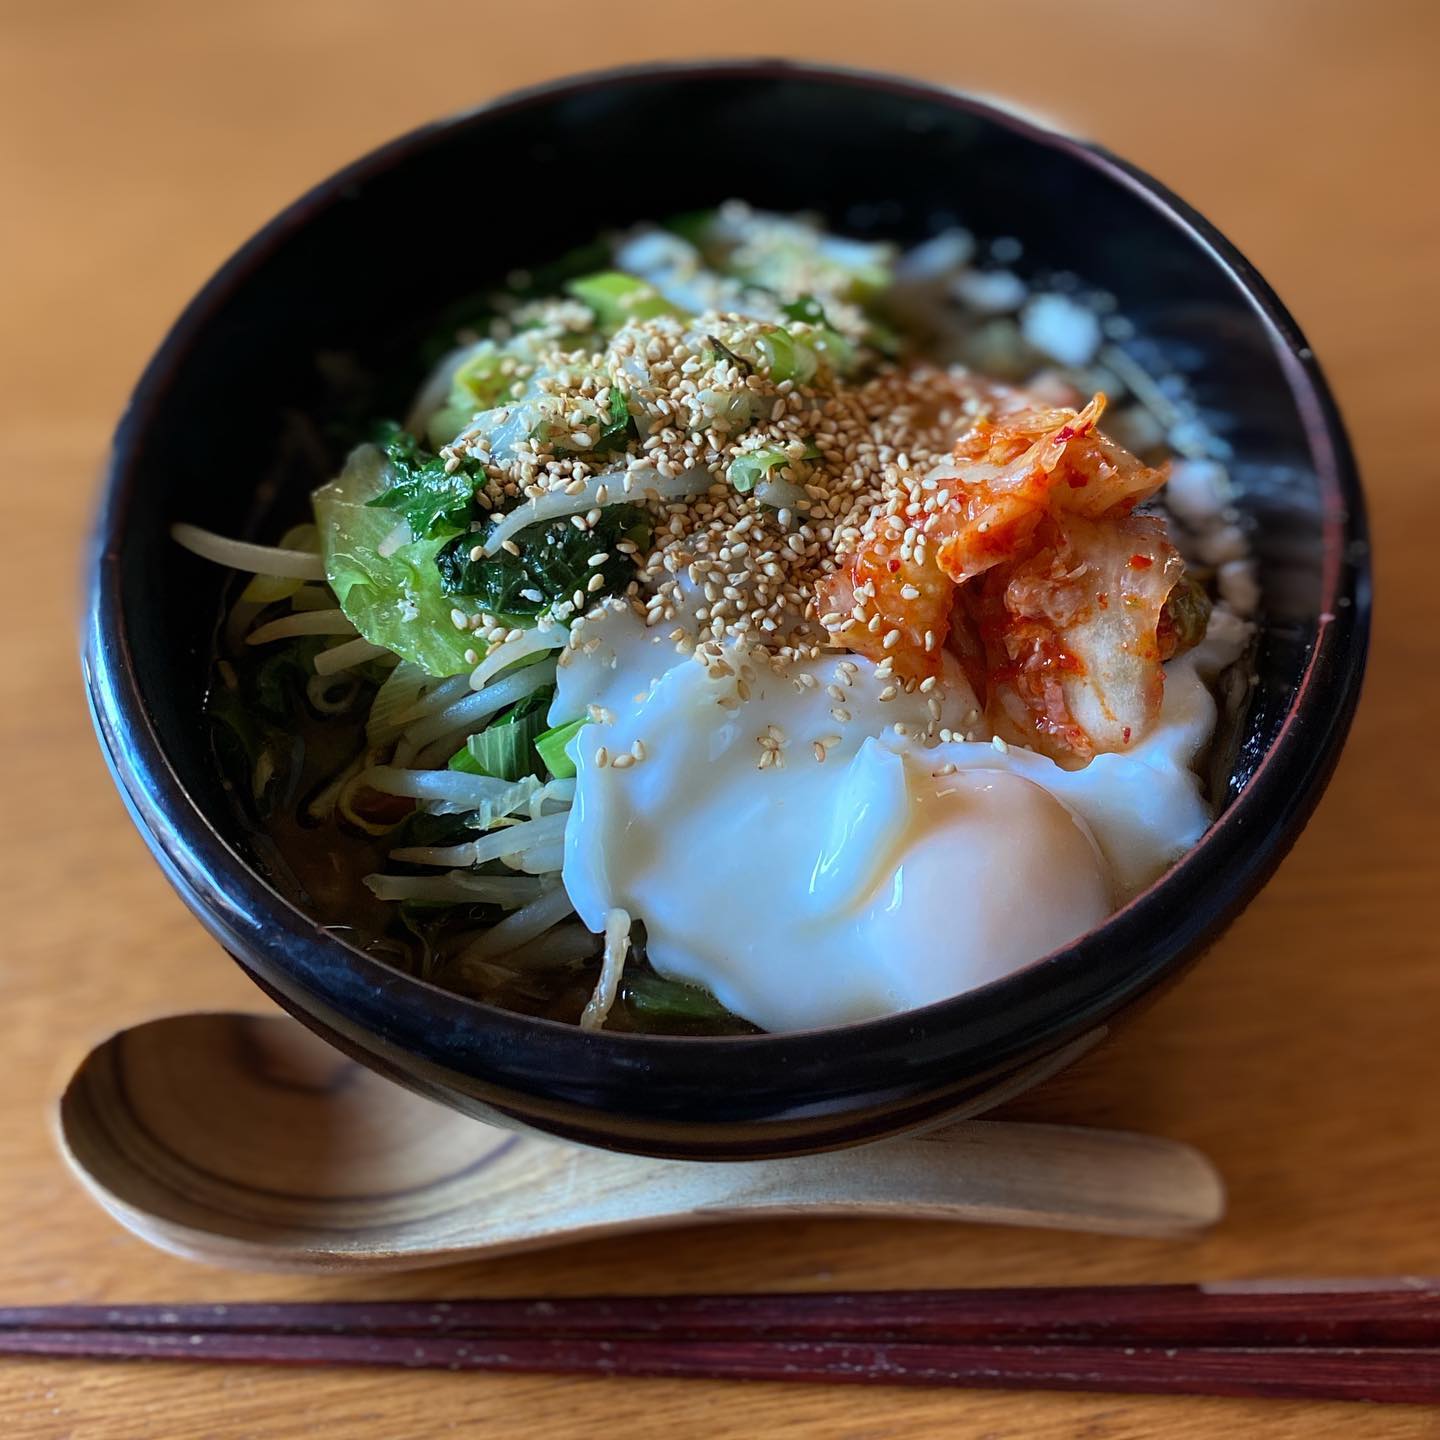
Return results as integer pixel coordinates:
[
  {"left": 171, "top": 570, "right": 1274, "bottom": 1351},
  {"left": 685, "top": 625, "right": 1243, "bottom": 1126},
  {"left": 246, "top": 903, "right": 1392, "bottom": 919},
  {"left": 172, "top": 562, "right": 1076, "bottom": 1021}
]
[{"left": 3, "top": 1, "right": 1436, "bottom": 1434}]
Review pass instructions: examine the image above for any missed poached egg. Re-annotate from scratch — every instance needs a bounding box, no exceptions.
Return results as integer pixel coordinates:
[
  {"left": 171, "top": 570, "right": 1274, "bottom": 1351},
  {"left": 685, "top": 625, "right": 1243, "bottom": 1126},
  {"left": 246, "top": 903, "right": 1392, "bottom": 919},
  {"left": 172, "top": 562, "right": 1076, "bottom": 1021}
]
[{"left": 551, "top": 603, "right": 1236, "bottom": 1032}]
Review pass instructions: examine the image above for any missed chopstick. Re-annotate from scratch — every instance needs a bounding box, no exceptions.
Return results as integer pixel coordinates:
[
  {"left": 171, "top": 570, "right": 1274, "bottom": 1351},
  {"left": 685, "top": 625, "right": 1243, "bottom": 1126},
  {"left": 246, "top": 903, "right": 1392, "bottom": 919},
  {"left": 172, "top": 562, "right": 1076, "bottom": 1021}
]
[
  {"left": 2, "top": 1285, "right": 1438, "bottom": 1403},
  {"left": 8, "top": 1284, "right": 1440, "bottom": 1346}
]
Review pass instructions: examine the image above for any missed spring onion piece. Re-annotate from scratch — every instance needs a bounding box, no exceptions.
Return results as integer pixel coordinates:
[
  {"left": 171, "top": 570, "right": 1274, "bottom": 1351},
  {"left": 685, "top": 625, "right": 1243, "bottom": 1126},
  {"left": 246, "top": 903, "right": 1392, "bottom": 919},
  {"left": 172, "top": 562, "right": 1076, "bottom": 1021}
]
[
  {"left": 729, "top": 447, "right": 799, "bottom": 494},
  {"left": 566, "top": 271, "right": 684, "bottom": 330},
  {"left": 535, "top": 717, "right": 587, "bottom": 779},
  {"left": 624, "top": 969, "right": 735, "bottom": 1024}
]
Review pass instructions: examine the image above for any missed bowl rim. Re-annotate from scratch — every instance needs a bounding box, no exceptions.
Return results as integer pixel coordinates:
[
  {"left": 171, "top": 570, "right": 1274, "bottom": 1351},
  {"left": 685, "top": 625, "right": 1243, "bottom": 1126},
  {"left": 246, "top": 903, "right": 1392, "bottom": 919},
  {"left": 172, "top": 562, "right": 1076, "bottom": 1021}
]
[{"left": 84, "top": 59, "right": 1370, "bottom": 1092}]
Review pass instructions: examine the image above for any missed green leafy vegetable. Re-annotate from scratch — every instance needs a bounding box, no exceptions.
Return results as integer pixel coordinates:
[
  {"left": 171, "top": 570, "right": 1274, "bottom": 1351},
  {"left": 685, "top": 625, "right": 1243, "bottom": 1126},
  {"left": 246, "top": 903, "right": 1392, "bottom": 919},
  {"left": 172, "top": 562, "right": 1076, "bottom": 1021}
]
[
  {"left": 314, "top": 443, "right": 476, "bottom": 677},
  {"left": 622, "top": 968, "right": 742, "bottom": 1027},
  {"left": 566, "top": 271, "right": 685, "bottom": 330},
  {"left": 448, "top": 688, "right": 553, "bottom": 782},
  {"left": 535, "top": 716, "right": 587, "bottom": 779},
  {"left": 780, "top": 294, "right": 831, "bottom": 327},
  {"left": 252, "top": 636, "right": 325, "bottom": 720},
  {"left": 365, "top": 425, "right": 476, "bottom": 541},
  {"left": 206, "top": 675, "right": 303, "bottom": 819},
  {"left": 591, "top": 387, "right": 634, "bottom": 455},
  {"left": 728, "top": 444, "right": 820, "bottom": 494},
  {"left": 436, "top": 505, "right": 649, "bottom": 618}
]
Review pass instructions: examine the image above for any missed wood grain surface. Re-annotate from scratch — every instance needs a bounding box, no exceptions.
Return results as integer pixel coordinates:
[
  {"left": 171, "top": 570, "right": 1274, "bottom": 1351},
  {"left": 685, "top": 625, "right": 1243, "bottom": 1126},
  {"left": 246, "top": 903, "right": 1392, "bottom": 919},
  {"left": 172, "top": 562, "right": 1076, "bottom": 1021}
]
[{"left": 1, "top": 0, "right": 1436, "bottom": 1435}]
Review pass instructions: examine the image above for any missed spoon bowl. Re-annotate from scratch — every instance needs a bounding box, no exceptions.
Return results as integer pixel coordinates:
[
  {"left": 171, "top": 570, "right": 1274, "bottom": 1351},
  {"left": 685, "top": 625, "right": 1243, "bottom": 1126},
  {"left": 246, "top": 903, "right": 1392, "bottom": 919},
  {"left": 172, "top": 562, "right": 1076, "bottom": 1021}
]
[{"left": 56, "top": 1013, "right": 1225, "bottom": 1273}]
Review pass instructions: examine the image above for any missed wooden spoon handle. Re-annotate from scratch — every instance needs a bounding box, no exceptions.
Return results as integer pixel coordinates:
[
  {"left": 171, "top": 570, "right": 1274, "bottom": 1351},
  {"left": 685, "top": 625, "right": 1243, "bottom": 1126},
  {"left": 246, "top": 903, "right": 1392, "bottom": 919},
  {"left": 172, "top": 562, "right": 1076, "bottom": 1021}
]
[
  {"left": 651, "top": 1121, "right": 1225, "bottom": 1238},
  {"left": 413, "top": 1120, "right": 1224, "bottom": 1265}
]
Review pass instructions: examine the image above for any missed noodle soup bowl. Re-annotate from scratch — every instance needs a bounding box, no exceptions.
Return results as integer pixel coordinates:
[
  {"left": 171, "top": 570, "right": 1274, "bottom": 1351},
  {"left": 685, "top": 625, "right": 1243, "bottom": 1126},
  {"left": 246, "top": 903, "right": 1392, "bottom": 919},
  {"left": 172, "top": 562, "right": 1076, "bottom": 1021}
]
[{"left": 85, "top": 61, "right": 1369, "bottom": 1158}]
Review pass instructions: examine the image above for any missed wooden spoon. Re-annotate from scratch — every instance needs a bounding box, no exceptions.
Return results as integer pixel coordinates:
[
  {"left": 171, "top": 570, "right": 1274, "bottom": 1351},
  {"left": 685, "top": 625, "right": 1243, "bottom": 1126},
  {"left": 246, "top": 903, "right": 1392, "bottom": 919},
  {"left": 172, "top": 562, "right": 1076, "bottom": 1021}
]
[{"left": 54, "top": 1013, "right": 1223, "bottom": 1273}]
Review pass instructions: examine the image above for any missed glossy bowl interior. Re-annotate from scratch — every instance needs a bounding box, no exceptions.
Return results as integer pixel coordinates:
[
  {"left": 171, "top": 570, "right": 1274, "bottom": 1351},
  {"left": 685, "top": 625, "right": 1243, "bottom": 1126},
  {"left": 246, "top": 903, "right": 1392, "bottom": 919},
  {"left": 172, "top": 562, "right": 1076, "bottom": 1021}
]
[{"left": 85, "top": 62, "right": 1369, "bottom": 1158}]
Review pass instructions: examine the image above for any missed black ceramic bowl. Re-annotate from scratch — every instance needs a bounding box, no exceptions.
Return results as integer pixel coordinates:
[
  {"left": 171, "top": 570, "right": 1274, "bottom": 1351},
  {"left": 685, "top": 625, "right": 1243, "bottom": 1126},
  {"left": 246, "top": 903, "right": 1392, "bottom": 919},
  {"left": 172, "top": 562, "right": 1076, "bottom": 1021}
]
[{"left": 85, "top": 61, "right": 1369, "bottom": 1159}]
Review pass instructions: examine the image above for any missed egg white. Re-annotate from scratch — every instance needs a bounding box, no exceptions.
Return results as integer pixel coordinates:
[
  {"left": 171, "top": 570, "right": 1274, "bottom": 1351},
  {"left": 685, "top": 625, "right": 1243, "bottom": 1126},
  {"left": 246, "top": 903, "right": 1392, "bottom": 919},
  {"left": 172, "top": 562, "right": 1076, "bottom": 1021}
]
[{"left": 551, "top": 602, "right": 1238, "bottom": 1032}]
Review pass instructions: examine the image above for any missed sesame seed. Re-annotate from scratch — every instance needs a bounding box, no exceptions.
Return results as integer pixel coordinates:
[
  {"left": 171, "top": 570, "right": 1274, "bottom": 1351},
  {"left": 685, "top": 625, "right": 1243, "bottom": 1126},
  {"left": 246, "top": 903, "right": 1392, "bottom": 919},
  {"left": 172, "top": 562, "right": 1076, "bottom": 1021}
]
[
  {"left": 610, "top": 752, "right": 636, "bottom": 770},
  {"left": 586, "top": 573, "right": 606, "bottom": 592},
  {"left": 630, "top": 740, "right": 646, "bottom": 761},
  {"left": 594, "top": 746, "right": 610, "bottom": 767},
  {"left": 882, "top": 629, "right": 901, "bottom": 650},
  {"left": 587, "top": 553, "right": 610, "bottom": 567}
]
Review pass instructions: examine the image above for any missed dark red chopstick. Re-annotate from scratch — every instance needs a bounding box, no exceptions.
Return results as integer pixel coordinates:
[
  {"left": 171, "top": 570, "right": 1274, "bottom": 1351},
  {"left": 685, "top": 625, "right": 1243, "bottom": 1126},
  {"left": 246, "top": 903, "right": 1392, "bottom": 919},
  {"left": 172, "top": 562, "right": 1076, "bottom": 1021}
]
[
  {"left": 1, "top": 1328, "right": 1437, "bottom": 1403},
  {"left": 3, "top": 1286, "right": 1439, "bottom": 1404},
  {"left": 5, "top": 1283, "right": 1439, "bottom": 1348}
]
